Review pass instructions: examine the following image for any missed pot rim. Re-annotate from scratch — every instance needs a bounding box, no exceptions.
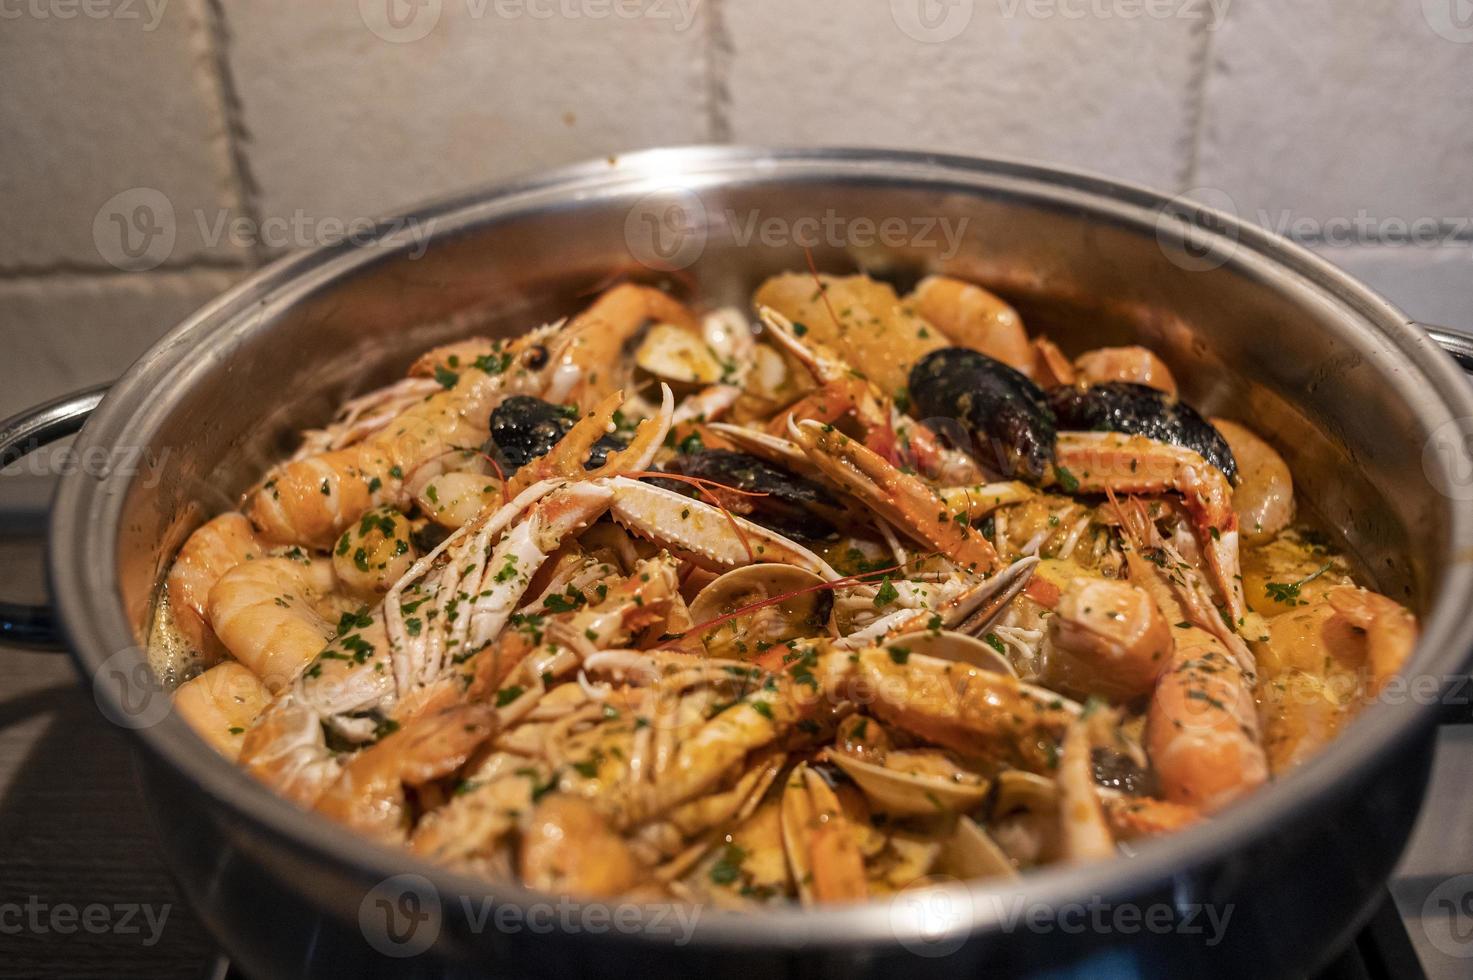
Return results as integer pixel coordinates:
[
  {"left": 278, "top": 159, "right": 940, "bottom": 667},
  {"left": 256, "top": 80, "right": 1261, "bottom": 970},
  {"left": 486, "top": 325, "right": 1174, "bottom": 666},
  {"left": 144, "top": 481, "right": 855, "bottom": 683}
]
[{"left": 50, "top": 145, "right": 1473, "bottom": 951}]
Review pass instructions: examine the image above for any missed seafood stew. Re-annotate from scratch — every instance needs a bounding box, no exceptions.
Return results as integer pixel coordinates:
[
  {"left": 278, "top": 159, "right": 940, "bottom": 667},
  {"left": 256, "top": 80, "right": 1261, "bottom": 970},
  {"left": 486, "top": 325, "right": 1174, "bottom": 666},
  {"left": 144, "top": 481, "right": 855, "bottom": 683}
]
[{"left": 158, "top": 270, "right": 1418, "bottom": 907}]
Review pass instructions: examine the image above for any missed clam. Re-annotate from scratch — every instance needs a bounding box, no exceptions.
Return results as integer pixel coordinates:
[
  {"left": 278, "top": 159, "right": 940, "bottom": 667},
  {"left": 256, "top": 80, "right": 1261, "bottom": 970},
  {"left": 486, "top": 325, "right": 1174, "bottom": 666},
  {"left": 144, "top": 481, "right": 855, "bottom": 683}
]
[
  {"left": 938, "top": 815, "right": 1020, "bottom": 880},
  {"left": 780, "top": 763, "right": 869, "bottom": 905},
  {"left": 991, "top": 769, "right": 1060, "bottom": 818},
  {"left": 635, "top": 322, "right": 726, "bottom": 386},
  {"left": 827, "top": 748, "right": 991, "bottom": 817},
  {"left": 687, "top": 564, "right": 833, "bottom": 659},
  {"left": 949, "top": 555, "right": 1040, "bottom": 637},
  {"left": 882, "top": 629, "right": 1016, "bottom": 677}
]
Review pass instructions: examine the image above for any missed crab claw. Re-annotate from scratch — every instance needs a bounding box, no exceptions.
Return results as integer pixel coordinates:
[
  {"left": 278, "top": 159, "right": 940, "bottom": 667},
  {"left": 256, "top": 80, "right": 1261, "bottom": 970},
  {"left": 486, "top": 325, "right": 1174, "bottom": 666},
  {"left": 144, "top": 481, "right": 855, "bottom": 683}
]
[
  {"left": 604, "top": 476, "right": 841, "bottom": 580},
  {"left": 788, "top": 418, "right": 1000, "bottom": 575}
]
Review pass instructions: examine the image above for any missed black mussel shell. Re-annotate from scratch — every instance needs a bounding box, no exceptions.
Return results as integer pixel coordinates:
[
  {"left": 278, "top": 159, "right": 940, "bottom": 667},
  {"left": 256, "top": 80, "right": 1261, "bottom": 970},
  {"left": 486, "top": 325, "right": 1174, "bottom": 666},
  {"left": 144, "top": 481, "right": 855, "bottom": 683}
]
[
  {"left": 909, "top": 347, "right": 1057, "bottom": 482},
  {"left": 488, "top": 395, "right": 625, "bottom": 474},
  {"left": 657, "top": 450, "right": 840, "bottom": 541},
  {"left": 1046, "top": 382, "right": 1237, "bottom": 483}
]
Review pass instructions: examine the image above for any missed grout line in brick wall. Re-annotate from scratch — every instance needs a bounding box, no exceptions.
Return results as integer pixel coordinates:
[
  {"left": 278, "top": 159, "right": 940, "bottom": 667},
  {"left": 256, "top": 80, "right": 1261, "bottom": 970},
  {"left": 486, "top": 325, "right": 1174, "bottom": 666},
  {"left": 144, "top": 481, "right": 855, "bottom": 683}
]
[
  {"left": 200, "top": 0, "right": 269, "bottom": 267},
  {"left": 0, "top": 256, "right": 252, "bottom": 283},
  {"left": 1177, "top": 13, "right": 1217, "bottom": 193},
  {"left": 703, "top": 0, "right": 733, "bottom": 142}
]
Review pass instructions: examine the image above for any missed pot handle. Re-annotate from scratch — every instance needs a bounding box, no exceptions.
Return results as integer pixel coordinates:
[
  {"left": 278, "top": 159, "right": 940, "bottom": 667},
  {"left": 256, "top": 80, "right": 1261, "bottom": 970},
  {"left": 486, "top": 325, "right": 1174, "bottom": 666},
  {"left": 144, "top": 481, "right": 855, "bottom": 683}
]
[
  {"left": 0, "top": 384, "right": 108, "bottom": 649},
  {"left": 1420, "top": 323, "right": 1473, "bottom": 375}
]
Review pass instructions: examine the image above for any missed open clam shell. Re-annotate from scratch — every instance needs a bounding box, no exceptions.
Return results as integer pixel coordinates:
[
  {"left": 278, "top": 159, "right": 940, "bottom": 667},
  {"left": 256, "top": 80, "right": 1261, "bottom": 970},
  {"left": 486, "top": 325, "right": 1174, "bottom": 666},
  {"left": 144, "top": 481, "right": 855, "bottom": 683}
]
[
  {"left": 992, "top": 769, "right": 1061, "bottom": 818},
  {"left": 939, "top": 815, "right": 1020, "bottom": 880},
  {"left": 882, "top": 629, "right": 1016, "bottom": 677},
  {"left": 949, "top": 555, "right": 1040, "bottom": 636},
  {"left": 688, "top": 564, "right": 833, "bottom": 659},
  {"left": 635, "top": 322, "right": 726, "bottom": 385},
  {"left": 828, "top": 749, "right": 991, "bottom": 817}
]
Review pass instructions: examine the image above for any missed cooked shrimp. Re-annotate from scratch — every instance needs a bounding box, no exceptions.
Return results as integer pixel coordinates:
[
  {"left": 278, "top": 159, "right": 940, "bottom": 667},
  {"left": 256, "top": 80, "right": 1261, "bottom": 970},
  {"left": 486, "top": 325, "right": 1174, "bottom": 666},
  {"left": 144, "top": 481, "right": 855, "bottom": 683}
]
[
  {"left": 1031, "top": 337, "right": 1076, "bottom": 386},
  {"left": 164, "top": 512, "right": 261, "bottom": 661},
  {"left": 1326, "top": 585, "right": 1417, "bottom": 695},
  {"left": 1102, "top": 795, "right": 1199, "bottom": 839},
  {"left": 314, "top": 703, "right": 498, "bottom": 844},
  {"left": 520, "top": 795, "right": 645, "bottom": 898},
  {"left": 1250, "top": 582, "right": 1417, "bottom": 773},
  {"left": 172, "top": 661, "right": 270, "bottom": 760},
  {"left": 1042, "top": 577, "right": 1173, "bottom": 702},
  {"left": 1147, "top": 626, "right": 1268, "bottom": 812},
  {"left": 548, "top": 283, "right": 701, "bottom": 412},
  {"left": 789, "top": 419, "right": 999, "bottom": 574},
  {"left": 247, "top": 371, "right": 504, "bottom": 549},
  {"left": 908, "top": 275, "right": 1033, "bottom": 375},
  {"left": 206, "top": 556, "right": 338, "bottom": 691},
  {"left": 1212, "top": 418, "right": 1294, "bottom": 542},
  {"left": 1074, "top": 346, "right": 1177, "bottom": 395}
]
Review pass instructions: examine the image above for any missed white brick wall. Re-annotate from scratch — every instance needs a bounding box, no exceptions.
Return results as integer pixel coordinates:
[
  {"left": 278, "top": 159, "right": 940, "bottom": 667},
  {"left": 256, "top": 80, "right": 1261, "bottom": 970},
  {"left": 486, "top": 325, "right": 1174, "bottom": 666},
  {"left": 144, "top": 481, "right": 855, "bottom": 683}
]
[{"left": 1, "top": 0, "right": 1470, "bottom": 422}]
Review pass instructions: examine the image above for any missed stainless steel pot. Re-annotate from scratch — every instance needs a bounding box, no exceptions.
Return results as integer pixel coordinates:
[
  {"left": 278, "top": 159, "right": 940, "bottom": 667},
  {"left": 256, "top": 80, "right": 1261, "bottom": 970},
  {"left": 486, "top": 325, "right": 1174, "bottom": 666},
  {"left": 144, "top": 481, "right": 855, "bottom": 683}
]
[{"left": 5, "top": 147, "right": 1473, "bottom": 978}]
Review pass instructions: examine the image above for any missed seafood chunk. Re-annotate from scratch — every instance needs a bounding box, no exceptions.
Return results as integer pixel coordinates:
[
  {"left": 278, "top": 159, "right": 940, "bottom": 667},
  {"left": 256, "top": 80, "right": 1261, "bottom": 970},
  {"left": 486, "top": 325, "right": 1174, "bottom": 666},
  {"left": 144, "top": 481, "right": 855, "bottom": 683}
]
[
  {"left": 832, "top": 646, "right": 1079, "bottom": 773},
  {"left": 789, "top": 418, "right": 999, "bottom": 574},
  {"left": 780, "top": 763, "right": 869, "bottom": 905},
  {"left": 489, "top": 395, "right": 622, "bottom": 474},
  {"left": 314, "top": 703, "right": 498, "bottom": 844},
  {"left": 1147, "top": 628, "right": 1267, "bottom": 811},
  {"left": 1073, "top": 347, "right": 1177, "bottom": 396},
  {"left": 164, "top": 512, "right": 262, "bottom": 661},
  {"left": 908, "top": 275, "right": 1033, "bottom": 375},
  {"left": 659, "top": 449, "right": 842, "bottom": 542},
  {"left": 331, "top": 506, "right": 417, "bottom": 599},
  {"left": 1057, "top": 432, "right": 1245, "bottom": 626},
  {"left": 1211, "top": 418, "right": 1293, "bottom": 541},
  {"left": 172, "top": 661, "right": 270, "bottom": 760},
  {"left": 606, "top": 476, "right": 840, "bottom": 578},
  {"left": 206, "top": 556, "right": 338, "bottom": 691},
  {"left": 755, "top": 272, "right": 942, "bottom": 396},
  {"left": 520, "top": 795, "right": 646, "bottom": 898},
  {"left": 1042, "top": 577, "right": 1172, "bottom": 702},
  {"left": 909, "top": 347, "right": 1057, "bottom": 482},
  {"left": 1047, "top": 382, "right": 1236, "bottom": 483}
]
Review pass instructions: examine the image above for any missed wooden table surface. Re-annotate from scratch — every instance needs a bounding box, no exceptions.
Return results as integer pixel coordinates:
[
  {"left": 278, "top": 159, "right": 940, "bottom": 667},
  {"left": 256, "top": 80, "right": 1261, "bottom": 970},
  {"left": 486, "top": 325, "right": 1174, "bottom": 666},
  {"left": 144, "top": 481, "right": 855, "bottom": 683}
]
[{"left": 0, "top": 532, "right": 216, "bottom": 977}]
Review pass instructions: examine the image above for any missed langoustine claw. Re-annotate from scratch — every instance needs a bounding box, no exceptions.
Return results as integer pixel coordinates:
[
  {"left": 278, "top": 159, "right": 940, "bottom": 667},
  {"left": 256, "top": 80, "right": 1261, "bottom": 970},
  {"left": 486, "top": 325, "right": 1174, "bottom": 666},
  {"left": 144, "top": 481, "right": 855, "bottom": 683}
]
[{"left": 1056, "top": 431, "right": 1245, "bottom": 627}]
